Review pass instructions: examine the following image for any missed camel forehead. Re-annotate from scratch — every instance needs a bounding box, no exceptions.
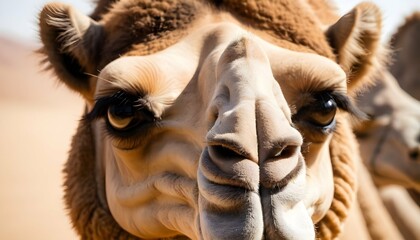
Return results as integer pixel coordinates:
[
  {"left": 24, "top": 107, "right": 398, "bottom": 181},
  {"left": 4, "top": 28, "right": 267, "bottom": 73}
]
[
  {"left": 98, "top": 0, "right": 334, "bottom": 65},
  {"left": 96, "top": 22, "right": 346, "bottom": 101}
]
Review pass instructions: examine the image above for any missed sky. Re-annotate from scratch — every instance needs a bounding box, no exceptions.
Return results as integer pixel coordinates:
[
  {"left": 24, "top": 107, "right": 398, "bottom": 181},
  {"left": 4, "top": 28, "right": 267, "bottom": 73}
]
[
  {"left": 0, "top": 0, "right": 93, "bottom": 44},
  {"left": 0, "top": 0, "right": 420, "bottom": 44}
]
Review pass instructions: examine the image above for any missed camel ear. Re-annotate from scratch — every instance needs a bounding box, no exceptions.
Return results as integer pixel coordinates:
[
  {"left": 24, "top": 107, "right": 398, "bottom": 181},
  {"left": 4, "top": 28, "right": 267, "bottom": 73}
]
[
  {"left": 326, "top": 3, "right": 382, "bottom": 93},
  {"left": 39, "top": 3, "right": 104, "bottom": 100}
]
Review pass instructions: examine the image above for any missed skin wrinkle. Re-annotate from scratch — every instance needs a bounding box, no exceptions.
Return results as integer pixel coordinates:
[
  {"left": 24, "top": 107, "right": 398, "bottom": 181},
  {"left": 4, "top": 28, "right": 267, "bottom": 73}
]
[{"left": 38, "top": 0, "right": 384, "bottom": 239}]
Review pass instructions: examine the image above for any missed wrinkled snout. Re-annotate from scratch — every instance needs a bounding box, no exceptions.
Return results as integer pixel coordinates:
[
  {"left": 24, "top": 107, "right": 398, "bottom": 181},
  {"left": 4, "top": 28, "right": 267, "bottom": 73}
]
[{"left": 198, "top": 37, "right": 313, "bottom": 240}]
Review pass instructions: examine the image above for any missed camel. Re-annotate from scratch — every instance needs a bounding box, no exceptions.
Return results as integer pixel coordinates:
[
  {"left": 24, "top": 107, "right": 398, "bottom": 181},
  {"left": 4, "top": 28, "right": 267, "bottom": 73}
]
[
  {"left": 351, "top": 12, "right": 420, "bottom": 240},
  {"left": 38, "top": 0, "right": 388, "bottom": 239},
  {"left": 355, "top": 70, "right": 420, "bottom": 191},
  {"left": 353, "top": 70, "right": 420, "bottom": 240},
  {"left": 366, "top": 12, "right": 420, "bottom": 239}
]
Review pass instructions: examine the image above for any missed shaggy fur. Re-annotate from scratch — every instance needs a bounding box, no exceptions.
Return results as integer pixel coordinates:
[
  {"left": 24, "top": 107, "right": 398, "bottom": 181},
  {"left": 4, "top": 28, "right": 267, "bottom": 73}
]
[
  {"left": 214, "top": 0, "right": 334, "bottom": 58},
  {"left": 93, "top": 0, "right": 336, "bottom": 59},
  {"left": 39, "top": 3, "right": 102, "bottom": 99},
  {"left": 39, "top": 0, "right": 385, "bottom": 99},
  {"left": 98, "top": 0, "right": 201, "bottom": 67},
  {"left": 306, "top": 0, "right": 338, "bottom": 24},
  {"left": 326, "top": 3, "right": 385, "bottom": 94}
]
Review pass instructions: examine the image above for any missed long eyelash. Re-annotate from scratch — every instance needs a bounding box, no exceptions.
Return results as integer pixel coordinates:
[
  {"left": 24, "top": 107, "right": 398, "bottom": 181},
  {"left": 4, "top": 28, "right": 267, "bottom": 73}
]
[
  {"left": 329, "top": 92, "right": 367, "bottom": 120},
  {"left": 83, "top": 91, "right": 139, "bottom": 122},
  {"left": 84, "top": 72, "right": 115, "bottom": 85},
  {"left": 84, "top": 96, "right": 114, "bottom": 121}
]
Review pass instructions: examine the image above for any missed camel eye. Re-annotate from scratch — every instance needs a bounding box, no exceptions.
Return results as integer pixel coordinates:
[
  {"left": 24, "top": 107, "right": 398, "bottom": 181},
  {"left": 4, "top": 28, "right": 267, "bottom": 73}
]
[
  {"left": 308, "top": 95, "right": 337, "bottom": 126},
  {"left": 106, "top": 101, "right": 155, "bottom": 133},
  {"left": 107, "top": 104, "right": 136, "bottom": 130},
  {"left": 86, "top": 90, "right": 157, "bottom": 135},
  {"left": 292, "top": 92, "right": 338, "bottom": 131}
]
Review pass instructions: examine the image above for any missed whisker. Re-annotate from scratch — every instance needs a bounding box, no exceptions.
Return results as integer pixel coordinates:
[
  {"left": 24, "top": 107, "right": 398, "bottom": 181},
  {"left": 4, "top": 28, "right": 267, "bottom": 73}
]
[
  {"left": 85, "top": 72, "right": 142, "bottom": 95},
  {"left": 84, "top": 72, "right": 115, "bottom": 84}
]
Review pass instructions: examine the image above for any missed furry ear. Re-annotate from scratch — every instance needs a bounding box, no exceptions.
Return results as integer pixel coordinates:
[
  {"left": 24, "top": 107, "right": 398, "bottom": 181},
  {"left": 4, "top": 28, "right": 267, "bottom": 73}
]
[
  {"left": 91, "top": 0, "right": 119, "bottom": 20},
  {"left": 39, "top": 3, "right": 104, "bottom": 100},
  {"left": 326, "top": 3, "right": 383, "bottom": 93}
]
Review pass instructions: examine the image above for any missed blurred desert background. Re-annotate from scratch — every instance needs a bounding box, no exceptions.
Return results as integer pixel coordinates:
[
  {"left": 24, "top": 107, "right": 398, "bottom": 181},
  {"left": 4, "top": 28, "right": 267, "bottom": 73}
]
[
  {"left": 0, "top": 37, "right": 82, "bottom": 239},
  {"left": 0, "top": 0, "right": 419, "bottom": 240},
  {"left": 0, "top": 0, "right": 92, "bottom": 238}
]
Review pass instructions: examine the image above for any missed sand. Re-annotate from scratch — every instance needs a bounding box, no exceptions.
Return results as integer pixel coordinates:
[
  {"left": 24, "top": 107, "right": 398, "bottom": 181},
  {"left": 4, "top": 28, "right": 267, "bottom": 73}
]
[{"left": 0, "top": 37, "right": 83, "bottom": 239}]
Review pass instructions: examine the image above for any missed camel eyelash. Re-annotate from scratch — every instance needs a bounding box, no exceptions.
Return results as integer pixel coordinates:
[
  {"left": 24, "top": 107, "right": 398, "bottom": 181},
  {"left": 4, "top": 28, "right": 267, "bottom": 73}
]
[
  {"left": 291, "top": 91, "right": 365, "bottom": 142},
  {"left": 327, "top": 92, "right": 366, "bottom": 119},
  {"left": 84, "top": 91, "right": 145, "bottom": 121},
  {"left": 299, "top": 90, "right": 366, "bottom": 120}
]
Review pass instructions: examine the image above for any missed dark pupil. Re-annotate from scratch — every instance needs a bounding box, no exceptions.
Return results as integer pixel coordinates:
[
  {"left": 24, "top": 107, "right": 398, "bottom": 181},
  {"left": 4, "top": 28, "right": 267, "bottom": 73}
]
[
  {"left": 109, "top": 104, "right": 134, "bottom": 119},
  {"left": 311, "top": 97, "right": 337, "bottom": 126}
]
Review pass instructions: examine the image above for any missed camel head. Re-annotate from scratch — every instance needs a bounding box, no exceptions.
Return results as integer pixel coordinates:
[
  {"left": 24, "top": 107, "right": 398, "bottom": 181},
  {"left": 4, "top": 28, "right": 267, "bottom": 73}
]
[
  {"left": 38, "top": 1, "right": 383, "bottom": 239},
  {"left": 354, "top": 13, "right": 420, "bottom": 192},
  {"left": 355, "top": 71, "right": 420, "bottom": 191}
]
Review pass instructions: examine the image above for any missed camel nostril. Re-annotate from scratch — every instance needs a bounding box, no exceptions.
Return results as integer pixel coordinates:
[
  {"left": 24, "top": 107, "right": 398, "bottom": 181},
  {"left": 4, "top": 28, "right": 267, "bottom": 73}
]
[
  {"left": 409, "top": 149, "right": 419, "bottom": 161},
  {"left": 209, "top": 144, "right": 247, "bottom": 160},
  {"left": 276, "top": 145, "right": 299, "bottom": 159},
  {"left": 269, "top": 145, "right": 300, "bottom": 161}
]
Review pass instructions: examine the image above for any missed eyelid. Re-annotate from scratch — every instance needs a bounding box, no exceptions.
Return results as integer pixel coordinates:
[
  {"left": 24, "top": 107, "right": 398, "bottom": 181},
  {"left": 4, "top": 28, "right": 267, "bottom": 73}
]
[
  {"left": 84, "top": 91, "right": 142, "bottom": 122},
  {"left": 293, "top": 91, "right": 366, "bottom": 124},
  {"left": 84, "top": 96, "right": 117, "bottom": 122},
  {"left": 327, "top": 92, "right": 366, "bottom": 119}
]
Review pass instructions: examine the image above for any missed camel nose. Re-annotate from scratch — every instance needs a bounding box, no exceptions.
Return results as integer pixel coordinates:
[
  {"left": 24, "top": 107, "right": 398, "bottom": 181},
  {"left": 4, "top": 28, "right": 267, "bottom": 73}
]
[
  {"left": 202, "top": 36, "right": 303, "bottom": 190},
  {"left": 205, "top": 104, "right": 303, "bottom": 190},
  {"left": 256, "top": 100, "right": 303, "bottom": 189},
  {"left": 197, "top": 36, "right": 310, "bottom": 240}
]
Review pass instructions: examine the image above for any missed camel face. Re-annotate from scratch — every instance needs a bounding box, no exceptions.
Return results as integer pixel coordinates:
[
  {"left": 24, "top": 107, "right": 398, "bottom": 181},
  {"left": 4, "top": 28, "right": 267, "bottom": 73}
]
[
  {"left": 355, "top": 71, "right": 420, "bottom": 191},
  {"left": 38, "top": 1, "right": 383, "bottom": 239},
  {"left": 93, "top": 25, "right": 350, "bottom": 239},
  {"left": 354, "top": 13, "right": 420, "bottom": 192},
  {"left": 352, "top": 13, "right": 420, "bottom": 239}
]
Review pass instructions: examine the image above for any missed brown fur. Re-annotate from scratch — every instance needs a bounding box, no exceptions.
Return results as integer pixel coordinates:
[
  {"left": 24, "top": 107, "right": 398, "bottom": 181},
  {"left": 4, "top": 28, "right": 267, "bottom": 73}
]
[
  {"left": 214, "top": 0, "right": 334, "bottom": 58},
  {"left": 38, "top": 3, "right": 101, "bottom": 99},
  {"left": 306, "top": 0, "right": 339, "bottom": 25},
  {"left": 39, "top": 0, "right": 383, "bottom": 98},
  {"left": 98, "top": 0, "right": 201, "bottom": 68},
  {"left": 89, "top": 0, "right": 341, "bottom": 75},
  {"left": 326, "top": 3, "right": 385, "bottom": 94},
  {"left": 390, "top": 12, "right": 420, "bottom": 50}
]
